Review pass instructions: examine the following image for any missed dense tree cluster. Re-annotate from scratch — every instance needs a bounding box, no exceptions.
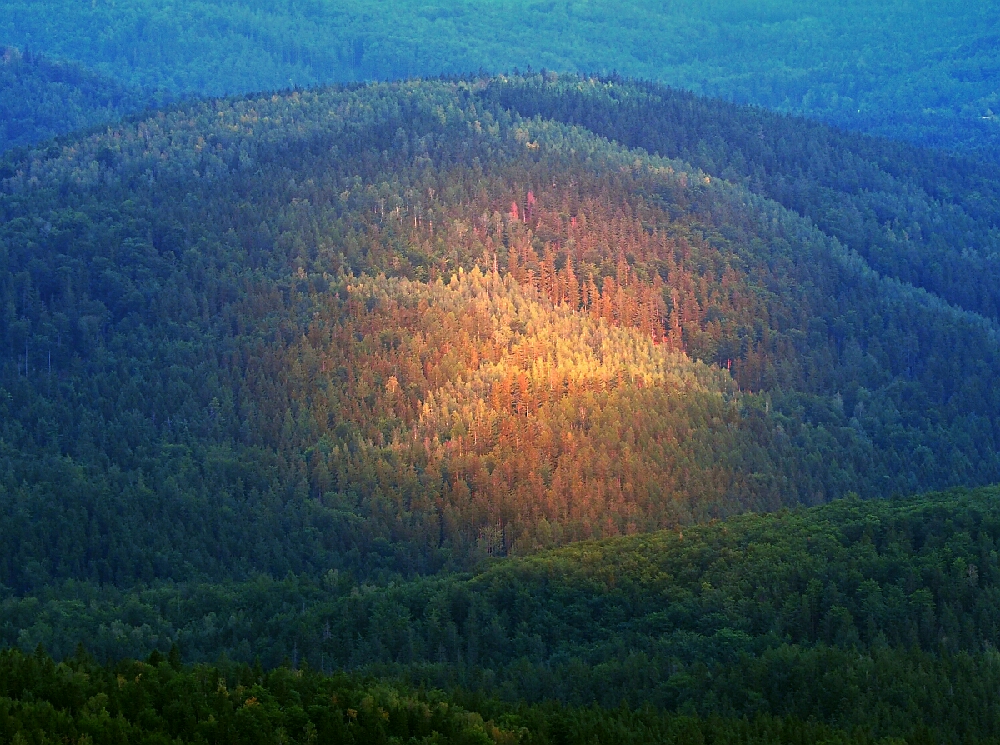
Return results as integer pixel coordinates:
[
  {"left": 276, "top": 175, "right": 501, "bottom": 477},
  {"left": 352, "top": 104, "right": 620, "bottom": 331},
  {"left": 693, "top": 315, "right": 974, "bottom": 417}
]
[
  {"left": 0, "top": 646, "right": 528, "bottom": 745},
  {"left": 2, "top": 18, "right": 1000, "bottom": 742},
  {"left": 1, "top": 78, "right": 1000, "bottom": 595},
  {"left": 2, "top": 0, "right": 998, "bottom": 155},
  {"left": 484, "top": 75, "right": 1000, "bottom": 323},
  {"left": 0, "top": 646, "right": 911, "bottom": 745},
  {"left": 7, "top": 487, "right": 1000, "bottom": 741},
  {"left": 0, "top": 78, "right": 999, "bottom": 742},
  {"left": 0, "top": 47, "right": 159, "bottom": 153}
]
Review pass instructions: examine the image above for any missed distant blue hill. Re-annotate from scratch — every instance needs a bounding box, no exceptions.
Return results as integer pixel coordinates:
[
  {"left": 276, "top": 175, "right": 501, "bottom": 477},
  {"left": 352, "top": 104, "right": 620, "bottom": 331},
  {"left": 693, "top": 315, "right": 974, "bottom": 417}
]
[{"left": 1, "top": 0, "right": 998, "bottom": 157}]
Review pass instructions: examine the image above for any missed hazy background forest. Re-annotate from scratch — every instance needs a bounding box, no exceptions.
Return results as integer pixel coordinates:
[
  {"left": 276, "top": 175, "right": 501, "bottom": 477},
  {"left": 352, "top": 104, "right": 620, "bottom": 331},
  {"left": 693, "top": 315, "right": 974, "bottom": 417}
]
[{"left": 1, "top": 0, "right": 999, "bottom": 155}]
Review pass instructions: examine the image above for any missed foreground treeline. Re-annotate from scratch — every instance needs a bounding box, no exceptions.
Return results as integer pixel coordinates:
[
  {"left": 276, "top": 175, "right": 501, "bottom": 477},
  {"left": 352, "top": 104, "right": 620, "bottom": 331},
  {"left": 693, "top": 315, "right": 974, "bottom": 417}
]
[
  {"left": 2, "top": 647, "right": 524, "bottom": 745},
  {"left": 0, "top": 645, "right": 971, "bottom": 745},
  {"left": 7, "top": 487, "right": 1000, "bottom": 741},
  {"left": 2, "top": 77, "right": 1000, "bottom": 591}
]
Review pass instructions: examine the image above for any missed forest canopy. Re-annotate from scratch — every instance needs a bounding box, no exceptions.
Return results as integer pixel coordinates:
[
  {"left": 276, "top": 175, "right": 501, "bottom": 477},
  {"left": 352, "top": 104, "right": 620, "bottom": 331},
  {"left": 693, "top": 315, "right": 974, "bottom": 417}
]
[
  {"left": 1, "top": 0, "right": 998, "bottom": 155},
  {"left": 1, "top": 75, "right": 999, "bottom": 593},
  {"left": 0, "top": 47, "right": 161, "bottom": 154},
  {"left": 1, "top": 39, "right": 1000, "bottom": 745},
  {"left": 7, "top": 486, "right": 1000, "bottom": 742}
]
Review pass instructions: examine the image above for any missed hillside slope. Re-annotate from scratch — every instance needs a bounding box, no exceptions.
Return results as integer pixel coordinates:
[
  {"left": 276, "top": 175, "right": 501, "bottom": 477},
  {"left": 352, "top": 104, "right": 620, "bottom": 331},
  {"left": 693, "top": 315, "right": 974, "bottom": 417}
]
[
  {"left": 8, "top": 486, "right": 1000, "bottom": 742},
  {"left": 0, "top": 47, "right": 157, "bottom": 153},
  {"left": 486, "top": 76, "right": 1000, "bottom": 322},
  {"left": 1, "top": 77, "right": 1000, "bottom": 594}
]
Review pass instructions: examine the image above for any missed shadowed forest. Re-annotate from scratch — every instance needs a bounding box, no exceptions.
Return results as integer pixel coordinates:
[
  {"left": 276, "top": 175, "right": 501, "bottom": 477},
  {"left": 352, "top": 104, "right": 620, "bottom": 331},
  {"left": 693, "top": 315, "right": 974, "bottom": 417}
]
[
  {"left": 2, "top": 1, "right": 999, "bottom": 154},
  {"left": 2, "top": 3, "right": 1000, "bottom": 743}
]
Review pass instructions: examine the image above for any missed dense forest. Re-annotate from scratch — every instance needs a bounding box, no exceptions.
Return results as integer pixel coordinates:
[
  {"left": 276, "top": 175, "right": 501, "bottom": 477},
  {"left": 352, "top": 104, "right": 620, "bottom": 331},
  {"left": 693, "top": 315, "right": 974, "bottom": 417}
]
[
  {"left": 7, "top": 487, "right": 1000, "bottom": 742},
  {"left": 1, "top": 0, "right": 998, "bottom": 155},
  {"left": 3, "top": 70, "right": 1000, "bottom": 742},
  {"left": 484, "top": 77, "right": 1000, "bottom": 323},
  {"left": 0, "top": 648, "right": 918, "bottom": 745},
  {"left": 0, "top": 47, "right": 159, "bottom": 154},
  {"left": 2, "top": 76, "right": 1000, "bottom": 594}
]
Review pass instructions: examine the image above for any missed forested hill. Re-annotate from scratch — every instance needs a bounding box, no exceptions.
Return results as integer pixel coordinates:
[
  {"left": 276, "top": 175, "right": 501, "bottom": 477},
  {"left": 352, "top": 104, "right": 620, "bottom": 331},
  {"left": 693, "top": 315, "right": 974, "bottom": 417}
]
[
  {"left": 1, "top": 76, "right": 1000, "bottom": 596},
  {"left": 1, "top": 0, "right": 998, "bottom": 155},
  {"left": 8, "top": 486, "right": 1000, "bottom": 742},
  {"left": 485, "top": 76, "right": 1000, "bottom": 322},
  {"left": 0, "top": 47, "right": 158, "bottom": 153}
]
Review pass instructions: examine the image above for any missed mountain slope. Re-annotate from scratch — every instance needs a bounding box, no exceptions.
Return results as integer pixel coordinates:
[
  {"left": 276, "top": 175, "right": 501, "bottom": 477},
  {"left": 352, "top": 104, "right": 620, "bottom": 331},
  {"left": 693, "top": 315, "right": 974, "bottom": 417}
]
[
  {"left": 485, "top": 75, "right": 1000, "bottom": 322},
  {"left": 0, "top": 47, "right": 157, "bottom": 153},
  {"left": 1, "top": 77, "right": 1000, "bottom": 595}
]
